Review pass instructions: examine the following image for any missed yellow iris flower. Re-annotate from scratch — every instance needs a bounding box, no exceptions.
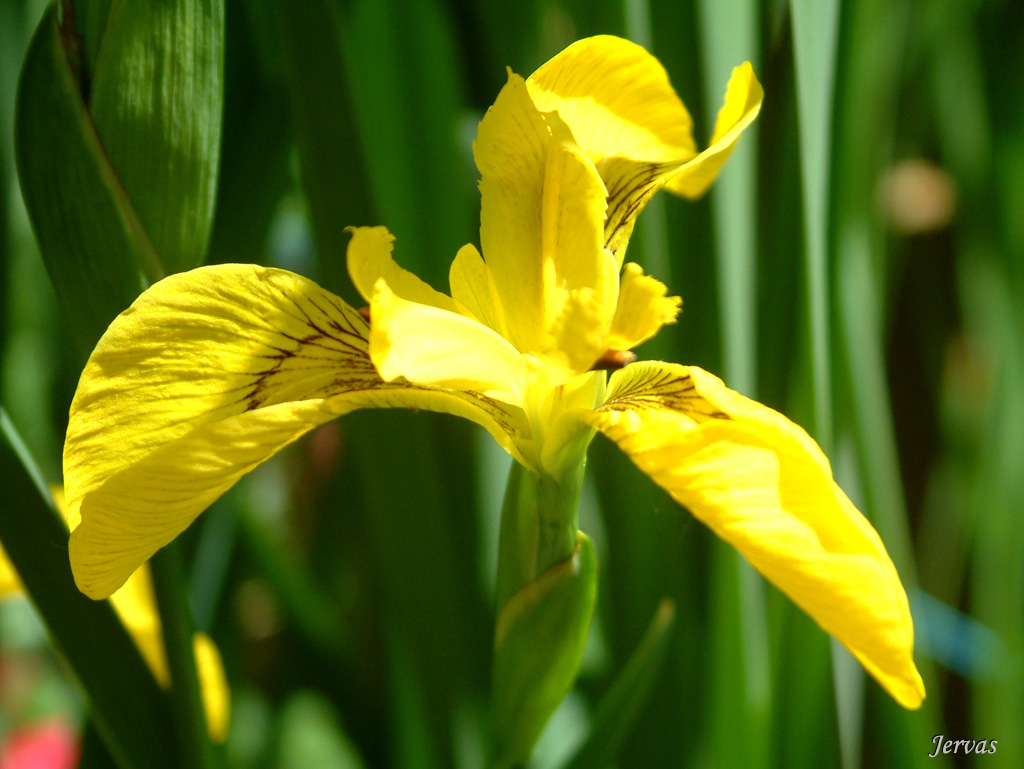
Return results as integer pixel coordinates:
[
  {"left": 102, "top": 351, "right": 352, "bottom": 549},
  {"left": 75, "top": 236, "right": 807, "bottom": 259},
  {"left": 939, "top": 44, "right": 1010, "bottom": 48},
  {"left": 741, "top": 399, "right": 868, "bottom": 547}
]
[
  {"left": 0, "top": 491, "right": 230, "bottom": 742},
  {"left": 62, "top": 36, "right": 923, "bottom": 709}
]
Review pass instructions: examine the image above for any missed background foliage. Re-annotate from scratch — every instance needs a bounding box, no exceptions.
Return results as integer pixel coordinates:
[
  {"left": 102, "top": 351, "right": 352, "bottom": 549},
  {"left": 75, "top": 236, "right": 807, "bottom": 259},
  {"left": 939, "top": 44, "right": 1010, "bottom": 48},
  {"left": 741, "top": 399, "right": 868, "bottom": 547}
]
[{"left": 1, "top": 0, "right": 1022, "bottom": 767}]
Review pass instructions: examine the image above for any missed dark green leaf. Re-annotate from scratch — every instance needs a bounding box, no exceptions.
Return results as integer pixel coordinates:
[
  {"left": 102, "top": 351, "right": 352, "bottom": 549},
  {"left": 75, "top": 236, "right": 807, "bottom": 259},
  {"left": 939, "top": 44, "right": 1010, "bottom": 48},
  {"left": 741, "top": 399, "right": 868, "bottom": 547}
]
[
  {"left": 88, "top": 0, "right": 224, "bottom": 274},
  {"left": 0, "top": 406, "right": 180, "bottom": 769},
  {"left": 274, "top": 0, "right": 372, "bottom": 295},
  {"left": 15, "top": 4, "right": 153, "bottom": 355},
  {"left": 562, "top": 598, "right": 675, "bottom": 769}
]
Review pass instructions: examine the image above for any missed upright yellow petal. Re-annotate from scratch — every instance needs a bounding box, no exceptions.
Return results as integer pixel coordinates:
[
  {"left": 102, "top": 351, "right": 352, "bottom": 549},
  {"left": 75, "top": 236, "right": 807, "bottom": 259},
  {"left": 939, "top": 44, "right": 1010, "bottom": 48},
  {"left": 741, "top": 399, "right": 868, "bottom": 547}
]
[
  {"left": 474, "top": 72, "right": 550, "bottom": 350},
  {"left": 526, "top": 35, "right": 697, "bottom": 163},
  {"left": 538, "top": 134, "right": 609, "bottom": 333},
  {"left": 545, "top": 287, "right": 609, "bottom": 374},
  {"left": 582, "top": 362, "right": 925, "bottom": 709},
  {"left": 474, "top": 72, "right": 609, "bottom": 354},
  {"left": 527, "top": 37, "right": 762, "bottom": 263},
  {"left": 65, "top": 265, "right": 531, "bottom": 598}
]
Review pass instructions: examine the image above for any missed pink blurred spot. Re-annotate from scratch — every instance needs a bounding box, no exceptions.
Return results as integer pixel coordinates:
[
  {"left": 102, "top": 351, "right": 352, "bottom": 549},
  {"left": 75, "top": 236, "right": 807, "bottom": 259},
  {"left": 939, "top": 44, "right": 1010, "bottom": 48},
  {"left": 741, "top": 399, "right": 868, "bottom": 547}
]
[{"left": 0, "top": 721, "right": 79, "bottom": 769}]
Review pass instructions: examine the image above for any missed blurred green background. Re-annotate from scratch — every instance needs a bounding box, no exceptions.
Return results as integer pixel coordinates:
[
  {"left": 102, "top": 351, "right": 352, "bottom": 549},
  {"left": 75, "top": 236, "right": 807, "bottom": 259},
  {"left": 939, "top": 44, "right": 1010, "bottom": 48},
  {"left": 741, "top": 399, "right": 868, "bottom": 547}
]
[{"left": 1, "top": 0, "right": 1022, "bottom": 767}]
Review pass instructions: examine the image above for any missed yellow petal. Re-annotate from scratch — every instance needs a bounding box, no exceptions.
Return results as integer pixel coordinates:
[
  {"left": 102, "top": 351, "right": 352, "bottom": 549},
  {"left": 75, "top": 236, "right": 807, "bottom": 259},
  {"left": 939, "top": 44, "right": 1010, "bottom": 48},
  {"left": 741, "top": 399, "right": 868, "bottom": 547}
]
[
  {"left": 65, "top": 264, "right": 530, "bottom": 598},
  {"left": 474, "top": 71, "right": 550, "bottom": 350},
  {"left": 526, "top": 35, "right": 697, "bottom": 164},
  {"left": 545, "top": 287, "right": 608, "bottom": 374},
  {"left": 474, "top": 72, "right": 608, "bottom": 354},
  {"left": 346, "top": 226, "right": 456, "bottom": 310},
  {"left": 194, "top": 632, "right": 231, "bottom": 743},
  {"left": 529, "top": 52, "right": 760, "bottom": 264},
  {"left": 599, "top": 156, "right": 678, "bottom": 264},
  {"left": 584, "top": 362, "right": 925, "bottom": 709},
  {"left": 369, "top": 280, "right": 523, "bottom": 402},
  {"left": 449, "top": 242, "right": 507, "bottom": 336},
  {"left": 666, "top": 62, "right": 763, "bottom": 199},
  {"left": 606, "top": 263, "right": 681, "bottom": 351},
  {"left": 0, "top": 544, "right": 24, "bottom": 597},
  {"left": 539, "top": 134, "right": 609, "bottom": 332}
]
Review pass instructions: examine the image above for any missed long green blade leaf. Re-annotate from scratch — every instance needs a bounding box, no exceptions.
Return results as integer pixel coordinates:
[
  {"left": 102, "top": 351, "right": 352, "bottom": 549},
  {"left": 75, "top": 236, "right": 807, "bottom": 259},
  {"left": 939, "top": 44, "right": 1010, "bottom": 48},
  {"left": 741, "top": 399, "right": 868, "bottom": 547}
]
[
  {"left": 562, "top": 598, "right": 676, "bottom": 769},
  {"left": 790, "top": 0, "right": 838, "bottom": 451},
  {"left": 89, "top": 0, "right": 224, "bottom": 275},
  {"left": 0, "top": 406, "right": 180, "bottom": 769},
  {"left": 791, "top": 0, "right": 849, "bottom": 763},
  {"left": 695, "top": 1, "right": 772, "bottom": 766},
  {"left": 14, "top": 4, "right": 152, "bottom": 354}
]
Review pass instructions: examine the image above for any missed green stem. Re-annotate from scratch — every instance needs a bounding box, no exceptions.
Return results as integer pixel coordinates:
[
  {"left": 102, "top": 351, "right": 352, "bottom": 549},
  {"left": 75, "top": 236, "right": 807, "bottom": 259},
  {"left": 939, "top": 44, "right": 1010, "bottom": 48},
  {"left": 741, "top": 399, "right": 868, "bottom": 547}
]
[
  {"left": 495, "top": 460, "right": 585, "bottom": 613},
  {"left": 150, "top": 543, "right": 219, "bottom": 769}
]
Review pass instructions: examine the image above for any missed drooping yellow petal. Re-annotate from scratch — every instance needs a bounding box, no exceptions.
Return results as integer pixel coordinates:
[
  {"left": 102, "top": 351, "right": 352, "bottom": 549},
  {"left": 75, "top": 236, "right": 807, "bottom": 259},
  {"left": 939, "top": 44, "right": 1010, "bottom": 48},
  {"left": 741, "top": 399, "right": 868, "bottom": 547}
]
[
  {"left": 582, "top": 362, "right": 925, "bottom": 709},
  {"left": 474, "top": 72, "right": 609, "bottom": 354},
  {"left": 606, "top": 263, "right": 681, "bottom": 351},
  {"left": 346, "top": 226, "right": 456, "bottom": 311},
  {"left": 65, "top": 264, "right": 531, "bottom": 598},
  {"left": 526, "top": 35, "right": 697, "bottom": 164},
  {"left": 369, "top": 280, "right": 523, "bottom": 402},
  {"left": 666, "top": 62, "right": 763, "bottom": 199}
]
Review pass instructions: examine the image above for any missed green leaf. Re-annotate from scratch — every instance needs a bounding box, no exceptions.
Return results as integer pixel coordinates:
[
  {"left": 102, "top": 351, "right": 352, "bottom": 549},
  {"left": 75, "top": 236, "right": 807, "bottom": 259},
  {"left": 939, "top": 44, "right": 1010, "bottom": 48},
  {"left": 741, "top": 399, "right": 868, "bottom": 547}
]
[
  {"left": 273, "top": 0, "right": 372, "bottom": 295},
  {"left": 694, "top": 2, "right": 773, "bottom": 767},
  {"left": 0, "top": 406, "right": 180, "bottom": 769},
  {"left": 234, "top": 492, "right": 352, "bottom": 663},
  {"left": 790, "top": 0, "right": 839, "bottom": 452},
  {"left": 88, "top": 0, "right": 224, "bottom": 275},
  {"left": 14, "top": 4, "right": 154, "bottom": 355},
  {"left": 344, "top": 410, "right": 490, "bottom": 762},
  {"left": 206, "top": 0, "right": 292, "bottom": 267},
  {"left": 791, "top": 0, "right": 850, "bottom": 763},
  {"left": 490, "top": 531, "right": 597, "bottom": 769},
  {"left": 343, "top": 0, "right": 475, "bottom": 289},
  {"left": 561, "top": 598, "right": 675, "bottom": 769}
]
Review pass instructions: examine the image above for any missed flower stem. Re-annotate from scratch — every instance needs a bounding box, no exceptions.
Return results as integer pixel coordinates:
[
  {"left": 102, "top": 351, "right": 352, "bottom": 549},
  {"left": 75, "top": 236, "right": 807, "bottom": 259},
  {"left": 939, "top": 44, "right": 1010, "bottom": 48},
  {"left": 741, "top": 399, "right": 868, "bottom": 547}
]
[
  {"left": 495, "top": 459, "right": 585, "bottom": 613},
  {"left": 150, "top": 542, "right": 220, "bottom": 769}
]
